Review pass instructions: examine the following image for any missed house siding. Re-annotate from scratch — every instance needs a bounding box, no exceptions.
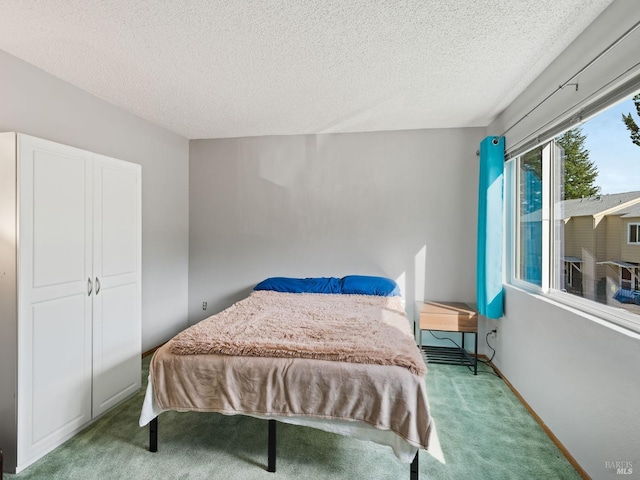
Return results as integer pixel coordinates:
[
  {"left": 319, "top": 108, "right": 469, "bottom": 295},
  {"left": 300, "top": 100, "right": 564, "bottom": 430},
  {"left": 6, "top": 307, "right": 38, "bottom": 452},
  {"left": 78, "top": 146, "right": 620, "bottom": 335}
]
[
  {"left": 605, "top": 215, "right": 623, "bottom": 261},
  {"left": 621, "top": 217, "right": 640, "bottom": 263},
  {"left": 566, "top": 217, "right": 597, "bottom": 299}
]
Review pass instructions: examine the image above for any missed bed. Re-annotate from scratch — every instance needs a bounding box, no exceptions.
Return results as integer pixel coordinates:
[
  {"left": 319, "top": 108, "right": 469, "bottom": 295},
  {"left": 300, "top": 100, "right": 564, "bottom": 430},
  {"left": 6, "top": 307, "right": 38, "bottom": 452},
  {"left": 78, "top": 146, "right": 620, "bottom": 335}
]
[{"left": 139, "top": 275, "right": 432, "bottom": 479}]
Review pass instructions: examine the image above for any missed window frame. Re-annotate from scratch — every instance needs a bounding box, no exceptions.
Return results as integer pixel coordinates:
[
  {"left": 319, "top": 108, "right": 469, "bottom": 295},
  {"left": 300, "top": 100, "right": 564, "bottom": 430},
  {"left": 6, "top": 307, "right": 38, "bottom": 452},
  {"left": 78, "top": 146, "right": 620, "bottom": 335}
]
[
  {"left": 506, "top": 137, "right": 640, "bottom": 334},
  {"left": 628, "top": 223, "right": 640, "bottom": 244},
  {"left": 508, "top": 143, "right": 555, "bottom": 293}
]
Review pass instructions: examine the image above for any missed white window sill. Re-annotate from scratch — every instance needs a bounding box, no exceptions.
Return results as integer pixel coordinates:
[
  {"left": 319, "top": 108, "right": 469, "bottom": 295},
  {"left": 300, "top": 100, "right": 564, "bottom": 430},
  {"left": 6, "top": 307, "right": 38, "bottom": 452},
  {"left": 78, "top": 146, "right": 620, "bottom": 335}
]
[{"left": 505, "top": 283, "right": 640, "bottom": 339}]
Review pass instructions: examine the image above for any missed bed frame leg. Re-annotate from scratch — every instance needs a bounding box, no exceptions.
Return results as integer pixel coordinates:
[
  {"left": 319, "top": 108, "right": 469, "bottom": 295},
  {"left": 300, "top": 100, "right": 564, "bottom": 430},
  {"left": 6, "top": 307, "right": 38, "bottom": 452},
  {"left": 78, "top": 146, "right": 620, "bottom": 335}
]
[
  {"left": 149, "top": 417, "right": 158, "bottom": 453},
  {"left": 410, "top": 450, "right": 419, "bottom": 480},
  {"left": 267, "top": 419, "right": 276, "bottom": 472}
]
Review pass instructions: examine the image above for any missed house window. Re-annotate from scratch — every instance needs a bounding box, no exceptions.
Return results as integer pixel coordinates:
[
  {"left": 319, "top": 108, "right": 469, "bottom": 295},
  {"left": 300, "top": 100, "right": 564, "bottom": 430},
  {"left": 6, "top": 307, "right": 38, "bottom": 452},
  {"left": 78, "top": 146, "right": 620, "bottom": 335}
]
[
  {"left": 620, "top": 267, "right": 640, "bottom": 291},
  {"left": 621, "top": 267, "right": 632, "bottom": 289},
  {"left": 563, "top": 259, "right": 583, "bottom": 294},
  {"left": 629, "top": 223, "right": 640, "bottom": 244},
  {"left": 508, "top": 90, "right": 640, "bottom": 331}
]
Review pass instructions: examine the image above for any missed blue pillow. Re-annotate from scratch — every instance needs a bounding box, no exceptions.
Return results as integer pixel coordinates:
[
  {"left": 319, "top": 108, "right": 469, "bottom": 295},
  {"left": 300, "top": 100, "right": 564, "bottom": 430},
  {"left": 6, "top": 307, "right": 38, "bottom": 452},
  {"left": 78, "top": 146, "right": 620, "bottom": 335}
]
[
  {"left": 340, "top": 275, "right": 401, "bottom": 297},
  {"left": 254, "top": 277, "right": 342, "bottom": 294}
]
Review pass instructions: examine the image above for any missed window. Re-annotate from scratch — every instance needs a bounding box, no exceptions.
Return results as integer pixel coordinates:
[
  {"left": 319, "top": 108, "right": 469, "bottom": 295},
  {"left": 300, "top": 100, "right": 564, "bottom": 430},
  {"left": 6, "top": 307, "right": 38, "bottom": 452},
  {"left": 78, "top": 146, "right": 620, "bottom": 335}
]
[
  {"left": 516, "top": 146, "right": 544, "bottom": 287},
  {"left": 621, "top": 267, "right": 632, "bottom": 289},
  {"left": 509, "top": 91, "right": 640, "bottom": 331},
  {"left": 629, "top": 223, "right": 640, "bottom": 244}
]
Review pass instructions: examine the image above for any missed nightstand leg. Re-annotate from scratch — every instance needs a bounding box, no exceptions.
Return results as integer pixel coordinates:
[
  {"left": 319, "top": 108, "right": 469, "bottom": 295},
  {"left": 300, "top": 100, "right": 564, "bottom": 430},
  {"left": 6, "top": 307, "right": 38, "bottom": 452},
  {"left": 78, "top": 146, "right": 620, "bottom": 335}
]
[{"left": 474, "top": 332, "right": 478, "bottom": 375}]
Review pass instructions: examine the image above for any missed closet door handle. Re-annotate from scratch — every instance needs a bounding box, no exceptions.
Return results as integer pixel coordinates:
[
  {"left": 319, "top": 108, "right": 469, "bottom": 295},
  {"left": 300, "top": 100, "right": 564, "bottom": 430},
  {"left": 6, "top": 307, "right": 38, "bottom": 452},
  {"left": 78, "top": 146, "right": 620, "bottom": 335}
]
[
  {"left": 88, "top": 277, "right": 93, "bottom": 296},
  {"left": 96, "top": 277, "right": 101, "bottom": 295}
]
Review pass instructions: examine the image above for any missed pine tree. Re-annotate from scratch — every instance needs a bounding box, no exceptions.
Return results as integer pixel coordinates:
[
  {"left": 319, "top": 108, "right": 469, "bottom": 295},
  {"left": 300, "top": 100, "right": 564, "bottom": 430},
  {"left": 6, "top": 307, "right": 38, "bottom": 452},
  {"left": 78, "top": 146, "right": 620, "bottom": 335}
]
[
  {"left": 621, "top": 93, "right": 640, "bottom": 148},
  {"left": 556, "top": 127, "right": 600, "bottom": 200}
]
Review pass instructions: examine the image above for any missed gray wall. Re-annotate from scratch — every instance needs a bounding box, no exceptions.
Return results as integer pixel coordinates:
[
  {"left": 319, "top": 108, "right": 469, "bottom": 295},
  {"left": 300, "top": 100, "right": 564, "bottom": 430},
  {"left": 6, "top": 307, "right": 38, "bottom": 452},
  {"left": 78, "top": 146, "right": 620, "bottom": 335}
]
[
  {"left": 0, "top": 49, "right": 190, "bottom": 351},
  {"left": 189, "top": 128, "right": 484, "bottom": 324},
  {"left": 485, "top": 1, "right": 640, "bottom": 478},
  {"left": 491, "top": 287, "right": 640, "bottom": 478}
]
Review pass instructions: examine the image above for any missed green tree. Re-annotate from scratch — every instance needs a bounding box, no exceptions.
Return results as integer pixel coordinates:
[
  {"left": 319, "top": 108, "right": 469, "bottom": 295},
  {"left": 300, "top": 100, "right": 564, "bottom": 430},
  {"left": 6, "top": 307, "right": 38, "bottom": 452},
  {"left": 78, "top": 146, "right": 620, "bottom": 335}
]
[
  {"left": 621, "top": 93, "right": 640, "bottom": 148},
  {"left": 556, "top": 127, "right": 600, "bottom": 200}
]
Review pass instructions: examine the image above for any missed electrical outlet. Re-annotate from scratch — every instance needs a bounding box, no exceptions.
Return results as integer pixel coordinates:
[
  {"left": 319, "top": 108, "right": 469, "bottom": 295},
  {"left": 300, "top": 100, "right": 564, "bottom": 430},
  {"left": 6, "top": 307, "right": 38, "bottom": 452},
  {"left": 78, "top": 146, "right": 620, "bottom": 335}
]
[
  {"left": 490, "top": 328, "right": 498, "bottom": 337},
  {"left": 202, "top": 301, "right": 207, "bottom": 310}
]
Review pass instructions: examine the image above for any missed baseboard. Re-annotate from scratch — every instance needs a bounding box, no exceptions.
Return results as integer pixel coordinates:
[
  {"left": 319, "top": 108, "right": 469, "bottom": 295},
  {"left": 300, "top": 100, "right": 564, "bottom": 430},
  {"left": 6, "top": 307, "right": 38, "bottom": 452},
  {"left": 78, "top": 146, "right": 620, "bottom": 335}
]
[
  {"left": 477, "top": 354, "right": 591, "bottom": 480},
  {"left": 142, "top": 344, "right": 163, "bottom": 358}
]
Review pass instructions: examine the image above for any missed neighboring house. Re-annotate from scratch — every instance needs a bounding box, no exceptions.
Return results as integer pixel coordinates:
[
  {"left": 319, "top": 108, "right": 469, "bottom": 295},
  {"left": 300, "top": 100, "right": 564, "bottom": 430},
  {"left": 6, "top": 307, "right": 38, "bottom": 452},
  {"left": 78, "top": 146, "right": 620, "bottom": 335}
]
[{"left": 561, "top": 191, "right": 640, "bottom": 306}]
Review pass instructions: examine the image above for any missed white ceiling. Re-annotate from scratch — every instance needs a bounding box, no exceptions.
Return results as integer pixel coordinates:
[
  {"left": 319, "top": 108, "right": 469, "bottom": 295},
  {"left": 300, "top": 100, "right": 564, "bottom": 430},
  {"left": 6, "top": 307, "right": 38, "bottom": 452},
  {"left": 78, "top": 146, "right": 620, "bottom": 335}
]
[{"left": 0, "top": 0, "right": 615, "bottom": 140}]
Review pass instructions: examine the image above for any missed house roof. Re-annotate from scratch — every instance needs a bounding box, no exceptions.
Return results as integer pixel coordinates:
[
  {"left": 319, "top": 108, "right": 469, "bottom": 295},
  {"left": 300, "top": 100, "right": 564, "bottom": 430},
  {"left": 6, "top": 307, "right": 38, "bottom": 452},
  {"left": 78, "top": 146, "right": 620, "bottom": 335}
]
[
  {"left": 620, "top": 203, "right": 640, "bottom": 219},
  {"left": 561, "top": 191, "right": 640, "bottom": 220}
]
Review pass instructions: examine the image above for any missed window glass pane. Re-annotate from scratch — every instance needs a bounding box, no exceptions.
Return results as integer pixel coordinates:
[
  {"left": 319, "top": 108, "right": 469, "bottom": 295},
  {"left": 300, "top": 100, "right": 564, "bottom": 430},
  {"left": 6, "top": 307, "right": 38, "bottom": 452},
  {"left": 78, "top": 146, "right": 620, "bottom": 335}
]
[
  {"left": 517, "top": 146, "right": 543, "bottom": 286},
  {"left": 554, "top": 91, "right": 640, "bottom": 318}
]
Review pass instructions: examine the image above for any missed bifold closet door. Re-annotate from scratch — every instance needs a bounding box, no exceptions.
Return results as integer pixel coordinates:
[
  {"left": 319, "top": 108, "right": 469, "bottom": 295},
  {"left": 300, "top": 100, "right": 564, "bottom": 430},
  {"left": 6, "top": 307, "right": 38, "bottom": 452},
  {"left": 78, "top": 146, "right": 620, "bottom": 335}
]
[
  {"left": 91, "top": 154, "right": 141, "bottom": 417},
  {"left": 17, "top": 134, "right": 93, "bottom": 468}
]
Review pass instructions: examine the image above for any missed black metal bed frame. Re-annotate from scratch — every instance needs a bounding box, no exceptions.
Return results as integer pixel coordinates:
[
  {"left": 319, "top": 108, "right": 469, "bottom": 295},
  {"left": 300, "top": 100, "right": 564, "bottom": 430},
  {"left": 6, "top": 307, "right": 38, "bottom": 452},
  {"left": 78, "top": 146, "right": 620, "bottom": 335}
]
[{"left": 149, "top": 416, "right": 419, "bottom": 479}]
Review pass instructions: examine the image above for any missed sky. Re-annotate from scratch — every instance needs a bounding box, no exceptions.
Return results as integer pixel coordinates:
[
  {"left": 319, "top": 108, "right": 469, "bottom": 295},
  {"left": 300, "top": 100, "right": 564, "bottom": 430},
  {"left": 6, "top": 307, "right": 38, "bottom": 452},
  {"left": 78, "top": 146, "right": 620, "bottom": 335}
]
[{"left": 580, "top": 95, "right": 640, "bottom": 194}]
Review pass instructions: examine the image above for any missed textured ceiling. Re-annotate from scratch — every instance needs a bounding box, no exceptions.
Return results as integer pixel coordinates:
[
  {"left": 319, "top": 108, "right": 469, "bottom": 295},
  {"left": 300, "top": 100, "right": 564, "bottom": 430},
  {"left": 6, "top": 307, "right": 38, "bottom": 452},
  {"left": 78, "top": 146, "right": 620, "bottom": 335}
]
[{"left": 0, "top": 0, "right": 615, "bottom": 139}]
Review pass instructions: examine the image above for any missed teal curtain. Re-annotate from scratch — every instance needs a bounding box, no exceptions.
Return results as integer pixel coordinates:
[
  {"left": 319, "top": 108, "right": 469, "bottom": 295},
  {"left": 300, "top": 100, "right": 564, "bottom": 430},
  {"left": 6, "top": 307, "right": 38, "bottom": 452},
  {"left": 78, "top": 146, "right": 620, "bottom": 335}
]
[{"left": 477, "top": 136, "right": 504, "bottom": 319}]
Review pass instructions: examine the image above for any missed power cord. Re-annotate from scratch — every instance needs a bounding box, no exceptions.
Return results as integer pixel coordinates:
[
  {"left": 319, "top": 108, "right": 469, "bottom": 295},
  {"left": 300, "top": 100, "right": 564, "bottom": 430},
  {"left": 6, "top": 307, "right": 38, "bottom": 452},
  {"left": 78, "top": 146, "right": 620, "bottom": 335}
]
[
  {"left": 484, "top": 331, "right": 496, "bottom": 362},
  {"left": 475, "top": 331, "right": 500, "bottom": 377}
]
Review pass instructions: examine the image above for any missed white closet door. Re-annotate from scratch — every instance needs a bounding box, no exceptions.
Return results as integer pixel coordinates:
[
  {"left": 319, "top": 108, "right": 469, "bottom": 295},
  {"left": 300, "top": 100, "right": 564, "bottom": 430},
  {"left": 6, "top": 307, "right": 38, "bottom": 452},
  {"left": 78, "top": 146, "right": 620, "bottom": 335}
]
[
  {"left": 92, "top": 154, "right": 141, "bottom": 417},
  {"left": 17, "top": 134, "right": 93, "bottom": 468}
]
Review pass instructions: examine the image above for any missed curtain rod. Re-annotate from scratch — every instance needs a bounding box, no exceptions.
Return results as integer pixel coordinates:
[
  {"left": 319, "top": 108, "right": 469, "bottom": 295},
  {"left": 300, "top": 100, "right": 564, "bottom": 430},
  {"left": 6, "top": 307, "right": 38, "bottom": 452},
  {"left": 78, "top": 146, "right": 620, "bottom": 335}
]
[
  {"left": 476, "top": 16, "right": 640, "bottom": 157},
  {"left": 499, "top": 17, "right": 640, "bottom": 138},
  {"left": 505, "top": 60, "right": 640, "bottom": 160}
]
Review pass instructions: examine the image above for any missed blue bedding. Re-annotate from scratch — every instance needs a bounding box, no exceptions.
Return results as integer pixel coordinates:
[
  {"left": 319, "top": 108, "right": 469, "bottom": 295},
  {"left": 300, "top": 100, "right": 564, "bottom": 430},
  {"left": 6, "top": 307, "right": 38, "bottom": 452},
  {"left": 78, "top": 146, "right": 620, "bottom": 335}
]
[
  {"left": 254, "top": 276, "right": 342, "bottom": 294},
  {"left": 254, "top": 275, "right": 400, "bottom": 297},
  {"left": 340, "top": 275, "right": 401, "bottom": 297}
]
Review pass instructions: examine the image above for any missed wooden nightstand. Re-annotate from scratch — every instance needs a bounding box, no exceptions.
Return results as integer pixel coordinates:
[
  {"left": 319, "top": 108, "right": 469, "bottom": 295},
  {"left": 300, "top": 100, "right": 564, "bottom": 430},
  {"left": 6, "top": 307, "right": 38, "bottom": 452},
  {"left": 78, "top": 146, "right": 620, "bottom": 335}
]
[{"left": 417, "top": 301, "right": 478, "bottom": 375}]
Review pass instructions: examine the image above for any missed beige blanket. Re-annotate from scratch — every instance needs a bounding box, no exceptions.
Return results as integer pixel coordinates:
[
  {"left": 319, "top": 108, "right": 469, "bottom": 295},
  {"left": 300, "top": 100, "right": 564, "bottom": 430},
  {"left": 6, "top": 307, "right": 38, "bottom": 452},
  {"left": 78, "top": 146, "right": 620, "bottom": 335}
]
[
  {"left": 151, "top": 343, "right": 431, "bottom": 450},
  {"left": 170, "top": 290, "right": 426, "bottom": 376},
  {"left": 151, "top": 291, "right": 431, "bottom": 451}
]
